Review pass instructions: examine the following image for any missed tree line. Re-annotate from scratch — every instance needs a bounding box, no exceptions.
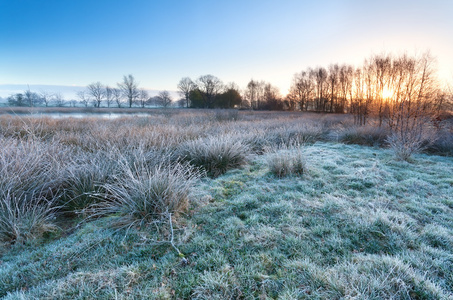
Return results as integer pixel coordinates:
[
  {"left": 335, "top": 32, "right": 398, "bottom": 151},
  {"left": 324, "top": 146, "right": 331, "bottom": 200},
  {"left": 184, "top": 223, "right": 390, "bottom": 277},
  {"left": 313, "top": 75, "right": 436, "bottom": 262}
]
[{"left": 5, "top": 52, "right": 452, "bottom": 115}]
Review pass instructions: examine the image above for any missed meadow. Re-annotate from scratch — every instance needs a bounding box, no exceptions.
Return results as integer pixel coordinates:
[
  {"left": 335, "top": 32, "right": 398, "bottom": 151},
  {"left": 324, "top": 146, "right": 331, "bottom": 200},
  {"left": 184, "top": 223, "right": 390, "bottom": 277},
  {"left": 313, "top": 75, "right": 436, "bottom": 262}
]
[{"left": 0, "top": 109, "right": 452, "bottom": 299}]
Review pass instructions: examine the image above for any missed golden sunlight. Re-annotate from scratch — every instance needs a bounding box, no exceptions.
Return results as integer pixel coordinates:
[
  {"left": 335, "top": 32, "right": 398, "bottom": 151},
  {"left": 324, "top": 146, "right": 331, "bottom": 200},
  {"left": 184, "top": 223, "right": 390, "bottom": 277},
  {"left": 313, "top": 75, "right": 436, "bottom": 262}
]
[{"left": 382, "top": 86, "right": 394, "bottom": 99}]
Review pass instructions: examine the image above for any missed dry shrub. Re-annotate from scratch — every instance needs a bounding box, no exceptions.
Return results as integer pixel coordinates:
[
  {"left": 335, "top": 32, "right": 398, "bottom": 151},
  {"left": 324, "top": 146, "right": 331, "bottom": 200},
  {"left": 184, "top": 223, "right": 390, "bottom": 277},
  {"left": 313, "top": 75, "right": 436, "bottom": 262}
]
[{"left": 387, "top": 124, "right": 436, "bottom": 161}]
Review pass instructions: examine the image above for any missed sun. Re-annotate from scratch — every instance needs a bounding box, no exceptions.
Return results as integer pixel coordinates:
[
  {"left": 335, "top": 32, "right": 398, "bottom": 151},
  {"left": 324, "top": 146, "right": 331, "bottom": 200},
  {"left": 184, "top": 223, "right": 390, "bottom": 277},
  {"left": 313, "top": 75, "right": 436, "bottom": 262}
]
[{"left": 382, "top": 86, "right": 394, "bottom": 99}]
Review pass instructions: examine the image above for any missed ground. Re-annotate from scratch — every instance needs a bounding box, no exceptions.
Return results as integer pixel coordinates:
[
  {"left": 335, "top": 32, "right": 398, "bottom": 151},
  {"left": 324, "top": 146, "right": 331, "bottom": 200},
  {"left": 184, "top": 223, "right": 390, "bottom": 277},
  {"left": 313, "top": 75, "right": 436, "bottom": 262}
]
[{"left": 1, "top": 142, "right": 452, "bottom": 299}]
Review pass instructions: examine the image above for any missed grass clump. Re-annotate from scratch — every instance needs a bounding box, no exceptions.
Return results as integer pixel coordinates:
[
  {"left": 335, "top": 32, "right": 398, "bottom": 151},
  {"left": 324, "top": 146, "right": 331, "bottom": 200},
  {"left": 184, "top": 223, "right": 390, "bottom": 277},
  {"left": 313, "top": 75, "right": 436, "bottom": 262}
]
[
  {"left": 0, "top": 190, "right": 58, "bottom": 243},
  {"left": 266, "top": 144, "right": 306, "bottom": 178},
  {"left": 337, "top": 125, "right": 389, "bottom": 147},
  {"left": 179, "top": 135, "right": 250, "bottom": 177},
  {"left": 91, "top": 161, "right": 200, "bottom": 228}
]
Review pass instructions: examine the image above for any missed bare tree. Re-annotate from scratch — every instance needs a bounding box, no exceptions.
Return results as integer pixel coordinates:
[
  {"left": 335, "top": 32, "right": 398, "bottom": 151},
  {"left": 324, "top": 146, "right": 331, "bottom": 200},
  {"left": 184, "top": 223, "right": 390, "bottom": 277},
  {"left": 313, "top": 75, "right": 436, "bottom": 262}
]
[
  {"left": 118, "top": 74, "right": 139, "bottom": 108},
  {"left": 196, "top": 75, "right": 223, "bottom": 108},
  {"left": 111, "top": 87, "right": 123, "bottom": 108},
  {"left": 77, "top": 91, "right": 89, "bottom": 107},
  {"left": 178, "top": 77, "right": 197, "bottom": 108},
  {"left": 137, "top": 88, "right": 149, "bottom": 108},
  {"left": 105, "top": 86, "right": 114, "bottom": 108},
  {"left": 87, "top": 82, "right": 105, "bottom": 108},
  {"left": 53, "top": 93, "right": 65, "bottom": 107},
  {"left": 156, "top": 90, "right": 173, "bottom": 108},
  {"left": 40, "top": 91, "right": 53, "bottom": 107},
  {"left": 24, "top": 87, "right": 37, "bottom": 107}
]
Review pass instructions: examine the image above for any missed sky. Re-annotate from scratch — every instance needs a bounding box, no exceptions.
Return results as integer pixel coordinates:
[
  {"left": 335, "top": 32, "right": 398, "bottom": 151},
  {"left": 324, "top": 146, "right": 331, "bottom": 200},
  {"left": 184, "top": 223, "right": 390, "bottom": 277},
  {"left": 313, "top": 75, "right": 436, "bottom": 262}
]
[{"left": 1, "top": 0, "right": 452, "bottom": 99}]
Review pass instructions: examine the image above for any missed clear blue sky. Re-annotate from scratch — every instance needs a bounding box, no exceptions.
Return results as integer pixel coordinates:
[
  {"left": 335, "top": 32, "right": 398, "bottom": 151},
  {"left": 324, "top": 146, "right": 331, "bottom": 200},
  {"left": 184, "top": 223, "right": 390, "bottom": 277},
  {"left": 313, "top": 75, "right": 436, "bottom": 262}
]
[{"left": 1, "top": 0, "right": 452, "bottom": 98}]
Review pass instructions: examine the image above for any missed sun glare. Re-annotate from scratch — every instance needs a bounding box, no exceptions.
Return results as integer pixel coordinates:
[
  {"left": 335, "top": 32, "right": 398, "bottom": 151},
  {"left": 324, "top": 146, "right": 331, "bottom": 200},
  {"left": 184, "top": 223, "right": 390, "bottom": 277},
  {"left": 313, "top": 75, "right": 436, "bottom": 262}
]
[{"left": 382, "top": 87, "right": 393, "bottom": 99}]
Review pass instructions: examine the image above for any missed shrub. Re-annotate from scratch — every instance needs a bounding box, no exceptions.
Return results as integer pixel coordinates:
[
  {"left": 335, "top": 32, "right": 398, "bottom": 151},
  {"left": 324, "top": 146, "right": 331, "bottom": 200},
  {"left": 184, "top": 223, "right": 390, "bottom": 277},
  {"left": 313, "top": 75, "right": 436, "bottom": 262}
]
[
  {"left": 0, "top": 190, "right": 58, "bottom": 243},
  {"left": 179, "top": 135, "right": 250, "bottom": 177},
  {"left": 387, "top": 128, "right": 435, "bottom": 161},
  {"left": 266, "top": 144, "right": 306, "bottom": 178},
  {"left": 91, "top": 162, "right": 200, "bottom": 228}
]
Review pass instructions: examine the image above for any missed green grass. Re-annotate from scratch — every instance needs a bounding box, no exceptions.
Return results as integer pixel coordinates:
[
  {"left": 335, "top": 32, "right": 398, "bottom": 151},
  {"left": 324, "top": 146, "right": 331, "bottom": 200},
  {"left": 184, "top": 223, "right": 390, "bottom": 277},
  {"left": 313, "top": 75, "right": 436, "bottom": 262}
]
[{"left": 1, "top": 141, "right": 452, "bottom": 299}]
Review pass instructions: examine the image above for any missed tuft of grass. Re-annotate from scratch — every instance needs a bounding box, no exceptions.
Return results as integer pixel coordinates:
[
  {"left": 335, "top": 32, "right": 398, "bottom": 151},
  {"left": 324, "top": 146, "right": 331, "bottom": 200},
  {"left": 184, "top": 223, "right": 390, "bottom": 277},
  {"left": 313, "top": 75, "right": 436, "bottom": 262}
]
[
  {"left": 179, "top": 135, "right": 250, "bottom": 177},
  {"left": 91, "top": 162, "right": 200, "bottom": 228},
  {"left": 0, "top": 190, "right": 58, "bottom": 243},
  {"left": 266, "top": 144, "right": 306, "bottom": 178}
]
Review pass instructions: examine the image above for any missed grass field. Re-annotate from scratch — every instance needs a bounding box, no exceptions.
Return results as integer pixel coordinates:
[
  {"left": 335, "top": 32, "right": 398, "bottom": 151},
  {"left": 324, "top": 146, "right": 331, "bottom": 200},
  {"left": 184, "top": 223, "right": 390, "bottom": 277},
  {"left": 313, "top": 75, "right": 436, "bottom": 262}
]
[{"left": 0, "top": 110, "right": 452, "bottom": 299}]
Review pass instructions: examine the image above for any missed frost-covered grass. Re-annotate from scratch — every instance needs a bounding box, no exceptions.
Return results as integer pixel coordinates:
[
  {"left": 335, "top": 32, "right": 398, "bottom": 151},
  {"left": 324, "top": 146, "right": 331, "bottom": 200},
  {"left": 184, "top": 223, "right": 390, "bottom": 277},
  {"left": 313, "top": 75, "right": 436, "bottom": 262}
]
[{"left": 0, "top": 111, "right": 452, "bottom": 299}]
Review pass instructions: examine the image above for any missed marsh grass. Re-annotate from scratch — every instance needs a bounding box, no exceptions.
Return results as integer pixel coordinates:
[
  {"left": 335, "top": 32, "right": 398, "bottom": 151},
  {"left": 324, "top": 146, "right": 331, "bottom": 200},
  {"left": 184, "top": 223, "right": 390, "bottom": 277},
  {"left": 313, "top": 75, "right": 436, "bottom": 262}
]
[
  {"left": 266, "top": 143, "right": 306, "bottom": 177},
  {"left": 91, "top": 161, "right": 200, "bottom": 228},
  {"left": 179, "top": 134, "right": 250, "bottom": 177},
  {"left": 1, "top": 111, "right": 453, "bottom": 299},
  {"left": 0, "top": 190, "right": 59, "bottom": 243}
]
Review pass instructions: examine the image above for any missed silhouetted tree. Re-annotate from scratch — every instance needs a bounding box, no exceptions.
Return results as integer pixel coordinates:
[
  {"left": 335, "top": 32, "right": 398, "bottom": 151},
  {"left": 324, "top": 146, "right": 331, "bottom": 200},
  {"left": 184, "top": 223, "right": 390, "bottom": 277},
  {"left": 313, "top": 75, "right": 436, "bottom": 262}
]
[
  {"left": 178, "top": 77, "right": 197, "bottom": 108},
  {"left": 196, "top": 75, "right": 223, "bottom": 108}
]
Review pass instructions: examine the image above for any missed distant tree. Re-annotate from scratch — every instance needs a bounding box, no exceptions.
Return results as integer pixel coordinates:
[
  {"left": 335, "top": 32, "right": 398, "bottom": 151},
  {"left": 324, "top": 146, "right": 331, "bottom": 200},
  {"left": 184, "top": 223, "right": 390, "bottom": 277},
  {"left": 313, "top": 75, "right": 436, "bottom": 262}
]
[
  {"left": 216, "top": 84, "right": 242, "bottom": 108},
  {"left": 77, "top": 91, "right": 89, "bottom": 107},
  {"left": 189, "top": 89, "right": 204, "bottom": 108},
  {"left": 111, "top": 87, "right": 123, "bottom": 108},
  {"left": 178, "top": 77, "right": 197, "bottom": 108},
  {"left": 262, "top": 83, "right": 283, "bottom": 110},
  {"left": 196, "top": 75, "right": 223, "bottom": 108},
  {"left": 105, "top": 86, "right": 114, "bottom": 108},
  {"left": 53, "top": 93, "right": 65, "bottom": 107},
  {"left": 137, "top": 88, "right": 149, "bottom": 108},
  {"left": 156, "top": 90, "right": 173, "bottom": 108},
  {"left": 245, "top": 80, "right": 258, "bottom": 109},
  {"left": 87, "top": 82, "right": 105, "bottom": 108},
  {"left": 176, "top": 98, "right": 186, "bottom": 108},
  {"left": 69, "top": 99, "right": 78, "bottom": 107},
  {"left": 40, "top": 91, "right": 53, "bottom": 107},
  {"left": 24, "top": 88, "right": 38, "bottom": 107},
  {"left": 118, "top": 74, "right": 139, "bottom": 108},
  {"left": 7, "top": 93, "right": 25, "bottom": 106}
]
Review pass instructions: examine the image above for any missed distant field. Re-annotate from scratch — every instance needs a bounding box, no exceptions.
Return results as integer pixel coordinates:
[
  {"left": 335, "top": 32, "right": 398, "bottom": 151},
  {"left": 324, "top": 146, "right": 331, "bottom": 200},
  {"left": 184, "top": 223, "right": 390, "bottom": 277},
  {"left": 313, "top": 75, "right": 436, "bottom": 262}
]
[{"left": 0, "top": 111, "right": 452, "bottom": 299}]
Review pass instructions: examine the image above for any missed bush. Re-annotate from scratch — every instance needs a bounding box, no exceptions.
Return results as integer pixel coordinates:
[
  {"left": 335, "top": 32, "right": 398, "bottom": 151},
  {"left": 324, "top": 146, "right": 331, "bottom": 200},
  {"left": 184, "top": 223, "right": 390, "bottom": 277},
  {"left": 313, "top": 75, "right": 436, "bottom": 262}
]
[
  {"left": 91, "top": 162, "right": 200, "bottom": 228},
  {"left": 179, "top": 135, "right": 250, "bottom": 177},
  {"left": 387, "top": 129, "right": 435, "bottom": 161},
  {"left": 266, "top": 144, "right": 306, "bottom": 178}
]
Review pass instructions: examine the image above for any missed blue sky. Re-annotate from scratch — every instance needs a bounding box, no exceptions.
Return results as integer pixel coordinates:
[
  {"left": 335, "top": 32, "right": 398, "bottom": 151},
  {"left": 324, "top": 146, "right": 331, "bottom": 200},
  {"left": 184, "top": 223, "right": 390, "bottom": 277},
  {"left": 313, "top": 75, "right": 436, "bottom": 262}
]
[{"left": 1, "top": 0, "right": 452, "bottom": 98}]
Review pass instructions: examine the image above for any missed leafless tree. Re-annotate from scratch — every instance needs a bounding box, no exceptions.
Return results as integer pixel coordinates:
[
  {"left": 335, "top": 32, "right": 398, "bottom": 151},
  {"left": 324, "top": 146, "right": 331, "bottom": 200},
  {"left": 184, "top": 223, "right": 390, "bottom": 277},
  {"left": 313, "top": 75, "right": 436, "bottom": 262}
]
[
  {"left": 87, "top": 82, "right": 105, "bottom": 108},
  {"left": 137, "top": 88, "right": 149, "bottom": 108},
  {"left": 178, "top": 77, "right": 197, "bottom": 108},
  {"left": 53, "top": 93, "right": 65, "bottom": 107},
  {"left": 24, "top": 87, "right": 37, "bottom": 107},
  {"left": 40, "top": 91, "right": 53, "bottom": 107},
  {"left": 111, "top": 87, "right": 123, "bottom": 108},
  {"left": 105, "top": 86, "right": 114, "bottom": 108},
  {"left": 118, "top": 74, "right": 139, "bottom": 108},
  {"left": 156, "top": 90, "right": 173, "bottom": 108},
  {"left": 196, "top": 75, "right": 223, "bottom": 108},
  {"left": 77, "top": 91, "right": 89, "bottom": 107}
]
